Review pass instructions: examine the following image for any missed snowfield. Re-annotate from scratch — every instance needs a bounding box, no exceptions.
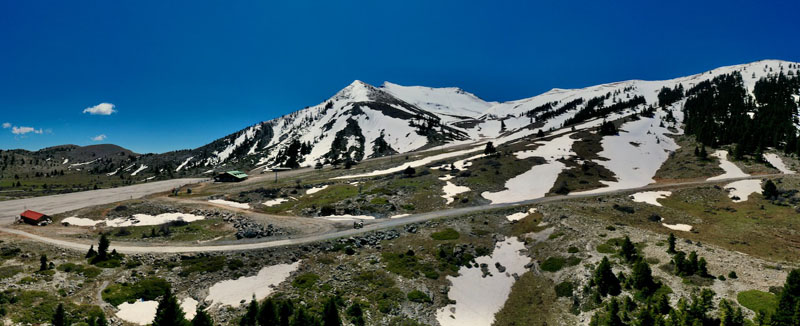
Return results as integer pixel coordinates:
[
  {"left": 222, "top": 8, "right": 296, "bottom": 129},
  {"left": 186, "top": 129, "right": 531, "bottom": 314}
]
[
  {"left": 208, "top": 199, "right": 250, "bottom": 209},
  {"left": 130, "top": 164, "right": 148, "bottom": 176},
  {"left": 206, "top": 261, "right": 301, "bottom": 307},
  {"left": 482, "top": 133, "right": 577, "bottom": 204},
  {"left": 724, "top": 179, "right": 763, "bottom": 202},
  {"left": 334, "top": 146, "right": 483, "bottom": 179},
  {"left": 436, "top": 237, "right": 529, "bottom": 326},
  {"left": 763, "top": 153, "right": 795, "bottom": 174},
  {"left": 575, "top": 113, "right": 681, "bottom": 195},
  {"left": 630, "top": 191, "right": 672, "bottom": 207},
  {"left": 707, "top": 150, "right": 748, "bottom": 181}
]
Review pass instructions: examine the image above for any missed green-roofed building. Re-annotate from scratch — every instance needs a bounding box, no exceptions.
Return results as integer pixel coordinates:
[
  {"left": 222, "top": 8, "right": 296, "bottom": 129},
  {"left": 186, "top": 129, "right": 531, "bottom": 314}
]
[{"left": 214, "top": 170, "right": 249, "bottom": 182}]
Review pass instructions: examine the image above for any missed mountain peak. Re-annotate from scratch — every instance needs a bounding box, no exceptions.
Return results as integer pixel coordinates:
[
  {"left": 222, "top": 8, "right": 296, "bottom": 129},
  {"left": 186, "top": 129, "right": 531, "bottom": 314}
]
[{"left": 331, "top": 80, "right": 380, "bottom": 102}]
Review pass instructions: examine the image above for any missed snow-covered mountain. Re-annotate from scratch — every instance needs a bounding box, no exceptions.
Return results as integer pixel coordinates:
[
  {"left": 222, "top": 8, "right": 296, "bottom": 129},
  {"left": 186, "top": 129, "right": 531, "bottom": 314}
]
[{"left": 68, "top": 59, "right": 797, "bottom": 175}]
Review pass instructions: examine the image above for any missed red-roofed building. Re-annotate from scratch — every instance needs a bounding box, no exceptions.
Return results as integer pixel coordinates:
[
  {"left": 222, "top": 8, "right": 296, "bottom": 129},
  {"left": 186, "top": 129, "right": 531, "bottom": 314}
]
[{"left": 19, "top": 210, "right": 52, "bottom": 226}]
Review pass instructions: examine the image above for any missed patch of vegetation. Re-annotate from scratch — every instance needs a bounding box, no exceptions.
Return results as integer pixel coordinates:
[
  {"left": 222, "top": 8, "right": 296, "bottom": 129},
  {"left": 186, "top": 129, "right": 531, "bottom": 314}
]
[
  {"left": 382, "top": 251, "right": 438, "bottom": 279},
  {"left": 179, "top": 255, "right": 225, "bottom": 277},
  {"left": 102, "top": 277, "right": 170, "bottom": 306},
  {"left": 0, "top": 265, "right": 23, "bottom": 279},
  {"left": 291, "top": 273, "right": 320, "bottom": 290},
  {"left": 737, "top": 290, "right": 777, "bottom": 314},
  {"left": 540, "top": 257, "right": 566, "bottom": 272},
  {"left": 56, "top": 263, "right": 101, "bottom": 278},
  {"left": 406, "top": 290, "right": 432, "bottom": 303},
  {"left": 555, "top": 281, "right": 574, "bottom": 298},
  {"left": 430, "top": 228, "right": 460, "bottom": 240}
]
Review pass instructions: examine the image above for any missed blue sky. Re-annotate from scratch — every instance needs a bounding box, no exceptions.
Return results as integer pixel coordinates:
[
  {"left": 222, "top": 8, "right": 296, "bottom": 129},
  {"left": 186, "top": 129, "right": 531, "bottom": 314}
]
[{"left": 2, "top": 0, "right": 799, "bottom": 153}]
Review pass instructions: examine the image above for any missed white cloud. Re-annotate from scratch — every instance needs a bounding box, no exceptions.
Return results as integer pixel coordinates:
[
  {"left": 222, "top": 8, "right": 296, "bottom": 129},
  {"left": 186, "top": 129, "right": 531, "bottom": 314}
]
[
  {"left": 83, "top": 102, "right": 116, "bottom": 115},
  {"left": 12, "top": 126, "right": 43, "bottom": 135},
  {"left": 1, "top": 122, "right": 10, "bottom": 129},
  {"left": 92, "top": 134, "right": 107, "bottom": 141}
]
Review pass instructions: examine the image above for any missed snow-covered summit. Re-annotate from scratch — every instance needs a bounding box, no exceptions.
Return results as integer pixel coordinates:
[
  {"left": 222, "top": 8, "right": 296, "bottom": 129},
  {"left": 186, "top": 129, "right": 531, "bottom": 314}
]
[{"left": 381, "top": 81, "right": 496, "bottom": 121}]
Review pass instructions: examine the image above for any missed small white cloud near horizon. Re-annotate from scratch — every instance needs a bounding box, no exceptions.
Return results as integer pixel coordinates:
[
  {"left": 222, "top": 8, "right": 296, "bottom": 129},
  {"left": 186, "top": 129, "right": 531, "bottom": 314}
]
[
  {"left": 83, "top": 103, "right": 116, "bottom": 115},
  {"left": 1, "top": 122, "right": 10, "bottom": 129},
  {"left": 12, "top": 126, "right": 43, "bottom": 135},
  {"left": 92, "top": 134, "right": 107, "bottom": 141}
]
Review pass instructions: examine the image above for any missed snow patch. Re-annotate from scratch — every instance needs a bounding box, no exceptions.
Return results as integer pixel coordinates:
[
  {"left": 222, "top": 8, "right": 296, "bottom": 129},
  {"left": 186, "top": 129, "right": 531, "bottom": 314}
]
[
  {"left": 262, "top": 198, "right": 289, "bottom": 207},
  {"left": 207, "top": 261, "right": 302, "bottom": 307},
  {"left": 436, "top": 237, "right": 529, "bottom": 326},
  {"left": 630, "top": 191, "right": 672, "bottom": 207},
  {"left": 208, "top": 199, "right": 250, "bottom": 209},
  {"left": 442, "top": 181, "right": 470, "bottom": 205},
  {"left": 105, "top": 213, "right": 205, "bottom": 227},
  {"left": 724, "top": 179, "right": 763, "bottom": 202},
  {"left": 662, "top": 223, "right": 692, "bottom": 232},
  {"left": 506, "top": 208, "right": 536, "bottom": 222},
  {"left": 707, "top": 150, "right": 748, "bottom": 181},
  {"left": 306, "top": 185, "right": 329, "bottom": 195},
  {"left": 763, "top": 153, "right": 794, "bottom": 174},
  {"left": 61, "top": 216, "right": 103, "bottom": 226},
  {"left": 116, "top": 298, "right": 199, "bottom": 325},
  {"left": 483, "top": 133, "right": 577, "bottom": 203},
  {"left": 130, "top": 164, "right": 148, "bottom": 176},
  {"left": 176, "top": 157, "right": 193, "bottom": 172},
  {"left": 318, "top": 214, "right": 375, "bottom": 221}
]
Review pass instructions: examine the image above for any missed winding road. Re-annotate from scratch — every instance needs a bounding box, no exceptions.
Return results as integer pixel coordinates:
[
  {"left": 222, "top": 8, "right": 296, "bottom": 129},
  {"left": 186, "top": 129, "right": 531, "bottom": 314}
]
[{"left": 0, "top": 173, "right": 788, "bottom": 254}]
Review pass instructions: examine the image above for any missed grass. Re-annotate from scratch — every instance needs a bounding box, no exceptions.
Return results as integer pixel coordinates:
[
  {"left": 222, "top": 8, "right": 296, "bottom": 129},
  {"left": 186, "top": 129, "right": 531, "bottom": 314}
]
[
  {"left": 102, "top": 277, "right": 170, "bottom": 306},
  {"left": 406, "top": 290, "right": 432, "bottom": 303},
  {"left": 653, "top": 135, "right": 725, "bottom": 180},
  {"left": 292, "top": 273, "right": 320, "bottom": 290},
  {"left": 509, "top": 210, "right": 547, "bottom": 237},
  {"left": 179, "top": 255, "right": 226, "bottom": 277},
  {"left": 430, "top": 228, "right": 460, "bottom": 240},
  {"left": 540, "top": 256, "right": 581, "bottom": 272},
  {"left": 381, "top": 251, "right": 438, "bottom": 279},
  {"left": 737, "top": 290, "right": 778, "bottom": 314},
  {"left": 493, "top": 271, "right": 563, "bottom": 326},
  {"left": 107, "top": 219, "right": 231, "bottom": 243},
  {"left": 56, "top": 263, "right": 102, "bottom": 278},
  {"left": 2, "top": 289, "right": 104, "bottom": 324},
  {"left": 555, "top": 281, "right": 574, "bottom": 298},
  {"left": 0, "top": 265, "right": 23, "bottom": 279}
]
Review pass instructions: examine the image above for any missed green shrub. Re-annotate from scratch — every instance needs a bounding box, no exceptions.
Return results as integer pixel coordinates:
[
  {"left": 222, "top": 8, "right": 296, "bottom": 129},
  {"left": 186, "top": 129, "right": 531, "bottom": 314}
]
[
  {"left": 567, "top": 247, "right": 579, "bottom": 254},
  {"left": 737, "top": 290, "right": 777, "bottom": 313},
  {"left": 382, "top": 252, "right": 436, "bottom": 279},
  {"left": 292, "top": 273, "right": 320, "bottom": 290},
  {"left": 370, "top": 197, "right": 389, "bottom": 205},
  {"left": 431, "top": 228, "right": 460, "bottom": 240},
  {"left": 555, "top": 281, "right": 574, "bottom": 297},
  {"left": 596, "top": 244, "right": 616, "bottom": 254},
  {"left": 102, "top": 277, "right": 170, "bottom": 306},
  {"left": 407, "top": 290, "right": 432, "bottom": 303},
  {"left": 540, "top": 257, "right": 566, "bottom": 272},
  {"left": 179, "top": 255, "right": 225, "bottom": 277}
]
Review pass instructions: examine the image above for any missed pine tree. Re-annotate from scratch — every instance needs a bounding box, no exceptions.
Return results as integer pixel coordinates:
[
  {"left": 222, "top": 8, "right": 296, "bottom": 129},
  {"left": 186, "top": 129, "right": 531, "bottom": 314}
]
[
  {"left": 192, "top": 307, "right": 214, "bottom": 326},
  {"left": 322, "top": 297, "right": 341, "bottom": 326},
  {"left": 719, "top": 299, "right": 745, "bottom": 326},
  {"left": 773, "top": 269, "right": 800, "bottom": 326},
  {"left": 258, "top": 298, "right": 278, "bottom": 326},
  {"left": 52, "top": 303, "right": 67, "bottom": 326},
  {"left": 594, "top": 257, "right": 621, "bottom": 297},
  {"left": 484, "top": 142, "right": 497, "bottom": 155},
  {"left": 279, "top": 301, "right": 294, "bottom": 326},
  {"left": 631, "top": 260, "right": 656, "bottom": 296},
  {"left": 346, "top": 302, "right": 365, "bottom": 326},
  {"left": 763, "top": 180, "right": 779, "bottom": 199},
  {"left": 97, "top": 234, "right": 110, "bottom": 261},
  {"left": 634, "top": 305, "right": 655, "bottom": 326},
  {"left": 152, "top": 288, "right": 189, "bottom": 326},
  {"left": 241, "top": 297, "right": 259, "bottom": 326},
  {"left": 85, "top": 245, "right": 97, "bottom": 259},
  {"left": 620, "top": 236, "right": 637, "bottom": 263},
  {"left": 290, "top": 306, "right": 313, "bottom": 326},
  {"left": 603, "top": 298, "right": 625, "bottom": 326},
  {"left": 40, "top": 254, "right": 48, "bottom": 271},
  {"left": 667, "top": 233, "right": 676, "bottom": 254}
]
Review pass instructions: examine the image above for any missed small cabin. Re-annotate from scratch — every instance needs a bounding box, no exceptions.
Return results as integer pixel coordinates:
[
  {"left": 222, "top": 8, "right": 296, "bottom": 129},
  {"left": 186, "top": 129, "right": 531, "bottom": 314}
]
[
  {"left": 19, "top": 210, "right": 52, "bottom": 226},
  {"left": 214, "top": 170, "right": 248, "bottom": 182}
]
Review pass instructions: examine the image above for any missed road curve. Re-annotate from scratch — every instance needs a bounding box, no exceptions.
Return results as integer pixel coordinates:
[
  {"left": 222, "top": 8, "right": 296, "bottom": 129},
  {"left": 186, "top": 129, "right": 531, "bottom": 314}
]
[
  {"left": 0, "top": 173, "right": 788, "bottom": 254},
  {"left": 0, "top": 178, "right": 206, "bottom": 223}
]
